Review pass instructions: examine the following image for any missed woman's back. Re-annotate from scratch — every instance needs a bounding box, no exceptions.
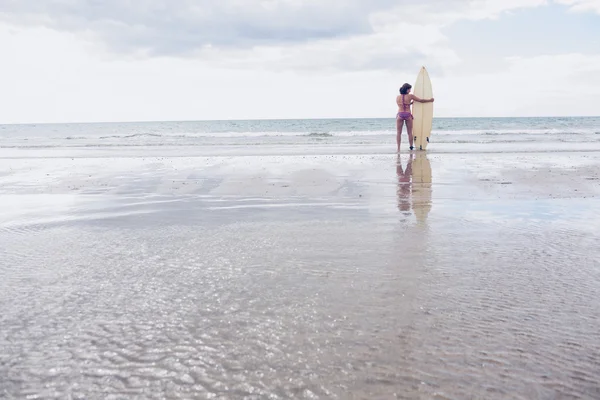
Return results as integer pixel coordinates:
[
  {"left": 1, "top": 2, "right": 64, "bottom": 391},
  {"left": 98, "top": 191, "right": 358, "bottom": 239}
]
[{"left": 396, "top": 94, "right": 413, "bottom": 112}]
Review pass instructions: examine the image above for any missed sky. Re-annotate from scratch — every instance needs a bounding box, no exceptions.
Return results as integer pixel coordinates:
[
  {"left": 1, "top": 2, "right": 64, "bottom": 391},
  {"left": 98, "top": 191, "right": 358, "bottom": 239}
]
[{"left": 0, "top": 0, "right": 599, "bottom": 123}]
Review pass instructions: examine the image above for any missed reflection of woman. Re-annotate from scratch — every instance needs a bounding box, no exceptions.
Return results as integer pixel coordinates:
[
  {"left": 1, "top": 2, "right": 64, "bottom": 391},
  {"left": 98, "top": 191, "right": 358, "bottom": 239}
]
[
  {"left": 396, "top": 153, "right": 414, "bottom": 213},
  {"left": 396, "top": 83, "right": 434, "bottom": 152}
]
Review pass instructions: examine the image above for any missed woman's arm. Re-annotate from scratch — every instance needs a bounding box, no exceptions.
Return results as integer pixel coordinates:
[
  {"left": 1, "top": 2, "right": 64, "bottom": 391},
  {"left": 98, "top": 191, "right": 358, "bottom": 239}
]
[{"left": 410, "top": 94, "right": 434, "bottom": 103}]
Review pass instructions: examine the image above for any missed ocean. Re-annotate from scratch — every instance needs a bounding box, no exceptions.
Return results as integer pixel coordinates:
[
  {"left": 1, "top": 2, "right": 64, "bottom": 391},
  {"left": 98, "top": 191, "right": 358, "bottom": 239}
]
[{"left": 2, "top": 116, "right": 599, "bottom": 156}]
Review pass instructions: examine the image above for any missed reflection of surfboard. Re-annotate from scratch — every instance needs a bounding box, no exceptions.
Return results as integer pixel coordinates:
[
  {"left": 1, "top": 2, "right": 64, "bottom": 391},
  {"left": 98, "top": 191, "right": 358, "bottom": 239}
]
[
  {"left": 412, "top": 67, "right": 434, "bottom": 151},
  {"left": 411, "top": 153, "right": 432, "bottom": 223}
]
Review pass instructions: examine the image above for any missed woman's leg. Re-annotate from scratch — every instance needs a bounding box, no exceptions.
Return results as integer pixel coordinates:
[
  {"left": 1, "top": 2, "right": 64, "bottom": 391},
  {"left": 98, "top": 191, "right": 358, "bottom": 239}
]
[
  {"left": 406, "top": 116, "right": 414, "bottom": 150},
  {"left": 396, "top": 117, "right": 405, "bottom": 152}
]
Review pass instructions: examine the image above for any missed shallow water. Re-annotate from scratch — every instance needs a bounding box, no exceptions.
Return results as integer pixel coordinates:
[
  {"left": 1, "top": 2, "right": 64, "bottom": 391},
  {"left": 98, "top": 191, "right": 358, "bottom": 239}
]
[{"left": 1, "top": 149, "right": 599, "bottom": 399}]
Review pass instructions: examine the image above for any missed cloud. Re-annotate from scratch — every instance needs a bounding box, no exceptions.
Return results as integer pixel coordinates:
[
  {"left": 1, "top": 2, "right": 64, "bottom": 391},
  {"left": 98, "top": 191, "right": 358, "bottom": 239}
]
[
  {"left": 0, "top": 0, "right": 405, "bottom": 53},
  {"left": 378, "top": 0, "right": 548, "bottom": 25},
  {"left": 0, "top": 0, "right": 545, "bottom": 57},
  {"left": 235, "top": 0, "right": 548, "bottom": 73},
  {"left": 0, "top": 0, "right": 553, "bottom": 75},
  {"left": 196, "top": 22, "right": 457, "bottom": 74},
  {"left": 554, "top": 0, "right": 600, "bottom": 14},
  {"left": 434, "top": 53, "right": 600, "bottom": 116}
]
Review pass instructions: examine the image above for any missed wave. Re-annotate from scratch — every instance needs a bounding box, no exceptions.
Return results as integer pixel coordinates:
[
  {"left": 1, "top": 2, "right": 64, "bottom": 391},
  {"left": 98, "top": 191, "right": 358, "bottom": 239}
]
[
  {"left": 90, "top": 128, "right": 599, "bottom": 139},
  {"left": 99, "top": 133, "right": 163, "bottom": 139},
  {"left": 3, "top": 138, "right": 599, "bottom": 149},
  {"left": 2, "top": 126, "right": 599, "bottom": 151},
  {"left": 435, "top": 128, "right": 597, "bottom": 136},
  {"left": 306, "top": 132, "right": 334, "bottom": 137}
]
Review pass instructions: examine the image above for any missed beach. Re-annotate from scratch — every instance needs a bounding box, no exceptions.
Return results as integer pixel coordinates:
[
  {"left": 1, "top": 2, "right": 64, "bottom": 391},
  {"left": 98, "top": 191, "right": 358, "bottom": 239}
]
[{"left": 1, "top": 118, "right": 600, "bottom": 399}]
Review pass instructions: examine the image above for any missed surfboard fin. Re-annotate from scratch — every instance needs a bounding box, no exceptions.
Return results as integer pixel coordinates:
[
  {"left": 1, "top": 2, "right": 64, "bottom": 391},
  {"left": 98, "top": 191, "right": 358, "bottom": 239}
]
[{"left": 426, "top": 137, "right": 429, "bottom": 142}]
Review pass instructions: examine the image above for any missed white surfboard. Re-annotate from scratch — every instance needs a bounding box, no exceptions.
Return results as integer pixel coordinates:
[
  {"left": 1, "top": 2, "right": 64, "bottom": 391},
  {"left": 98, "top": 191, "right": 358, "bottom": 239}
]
[{"left": 412, "top": 67, "right": 434, "bottom": 151}]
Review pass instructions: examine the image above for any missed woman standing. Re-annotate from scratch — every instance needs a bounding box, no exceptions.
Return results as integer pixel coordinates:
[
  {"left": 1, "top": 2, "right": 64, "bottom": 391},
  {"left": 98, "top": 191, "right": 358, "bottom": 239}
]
[{"left": 396, "top": 83, "right": 434, "bottom": 152}]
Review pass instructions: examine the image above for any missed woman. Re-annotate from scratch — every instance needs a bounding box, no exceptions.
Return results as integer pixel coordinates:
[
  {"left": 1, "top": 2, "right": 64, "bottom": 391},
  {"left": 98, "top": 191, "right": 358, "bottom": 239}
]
[{"left": 396, "top": 83, "right": 434, "bottom": 152}]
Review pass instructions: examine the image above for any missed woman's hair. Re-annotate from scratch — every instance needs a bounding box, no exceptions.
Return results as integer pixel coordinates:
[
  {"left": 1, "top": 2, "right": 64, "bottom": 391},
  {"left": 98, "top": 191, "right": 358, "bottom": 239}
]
[{"left": 399, "top": 83, "right": 412, "bottom": 94}]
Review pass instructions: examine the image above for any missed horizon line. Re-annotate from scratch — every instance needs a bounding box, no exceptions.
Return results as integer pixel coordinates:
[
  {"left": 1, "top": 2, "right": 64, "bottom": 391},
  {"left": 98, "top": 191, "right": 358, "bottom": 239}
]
[{"left": 1, "top": 115, "right": 598, "bottom": 126}]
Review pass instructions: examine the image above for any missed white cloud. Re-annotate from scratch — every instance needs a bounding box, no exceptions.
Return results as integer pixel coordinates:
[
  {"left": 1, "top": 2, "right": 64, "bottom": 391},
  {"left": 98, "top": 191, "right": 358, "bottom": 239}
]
[
  {"left": 434, "top": 53, "right": 600, "bottom": 117},
  {"left": 180, "top": 0, "right": 547, "bottom": 74},
  {"left": 0, "top": 0, "right": 551, "bottom": 83},
  {"left": 195, "top": 23, "right": 458, "bottom": 74},
  {"left": 0, "top": 0, "right": 405, "bottom": 53},
  {"left": 554, "top": 0, "right": 600, "bottom": 14},
  {"left": 0, "top": 0, "right": 546, "bottom": 64},
  {"left": 374, "top": 0, "right": 548, "bottom": 25}
]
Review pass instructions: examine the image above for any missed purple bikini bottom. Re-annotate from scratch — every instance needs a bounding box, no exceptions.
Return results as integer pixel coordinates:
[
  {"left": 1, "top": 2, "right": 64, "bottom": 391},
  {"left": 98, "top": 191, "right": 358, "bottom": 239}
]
[{"left": 396, "top": 112, "right": 412, "bottom": 121}]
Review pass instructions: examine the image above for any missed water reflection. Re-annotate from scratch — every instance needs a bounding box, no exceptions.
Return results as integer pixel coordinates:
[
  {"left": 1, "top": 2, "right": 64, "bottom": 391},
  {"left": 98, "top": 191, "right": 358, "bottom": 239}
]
[
  {"left": 396, "top": 153, "right": 432, "bottom": 223},
  {"left": 396, "top": 154, "right": 413, "bottom": 215}
]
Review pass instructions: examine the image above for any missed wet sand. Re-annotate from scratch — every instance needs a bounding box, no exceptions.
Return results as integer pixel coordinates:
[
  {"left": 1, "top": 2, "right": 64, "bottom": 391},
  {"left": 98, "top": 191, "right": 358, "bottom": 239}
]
[{"left": 1, "top": 151, "right": 600, "bottom": 399}]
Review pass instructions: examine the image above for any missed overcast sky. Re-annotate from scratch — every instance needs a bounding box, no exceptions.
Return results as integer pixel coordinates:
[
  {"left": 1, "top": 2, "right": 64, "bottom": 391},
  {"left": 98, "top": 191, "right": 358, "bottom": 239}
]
[{"left": 1, "top": 0, "right": 599, "bottom": 123}]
